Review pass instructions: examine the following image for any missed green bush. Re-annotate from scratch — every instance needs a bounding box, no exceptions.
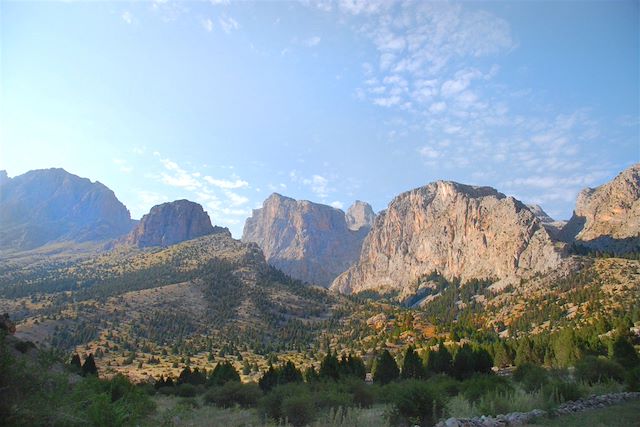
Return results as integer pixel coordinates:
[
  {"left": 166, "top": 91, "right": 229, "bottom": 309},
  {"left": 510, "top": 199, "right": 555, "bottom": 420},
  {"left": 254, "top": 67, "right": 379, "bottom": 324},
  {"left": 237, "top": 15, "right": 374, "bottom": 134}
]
[
  {"left": 575, "top": 356, "right": 625, "bottom": 384},
  {"left": 541, "top": 380, "right": 584, "bottom": 404},
  {"left": 513, "top": 363, "right": 548, "bottom": 391},
  {"left": 460, "top": 374, "right": 512, "bottom": 402},
  {"left": 175, "top": 383, "right": 198, "bottom": 397},
  {"left": 282, "top": 393, "right": 317, "bottom": 427},
  {"left": 204, "top": 381, "right": 262, "bottom": 408},
  {"left": 387, "top": 380, "right": 444, "bottom": 427},
  {"left": 626, "top": 366, "right": 640, "bottom": 391},
  {"left": 348, "top": 379, "right": 375, "bottom": 408},
  {"left": 258, "top": 383, "right": 308, "bottom": 422},
  {"left": 424, "top": 374, "right": 461, "bottom": 398}
]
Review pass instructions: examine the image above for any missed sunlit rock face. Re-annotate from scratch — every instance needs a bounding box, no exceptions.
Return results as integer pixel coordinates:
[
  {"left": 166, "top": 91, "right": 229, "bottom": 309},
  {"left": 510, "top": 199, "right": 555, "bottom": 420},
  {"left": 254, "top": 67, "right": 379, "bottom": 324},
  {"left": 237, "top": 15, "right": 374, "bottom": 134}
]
[
  {"left": 331, "top": 181, "right": 564, "bottom": 295},
  {"left": 560, "top": 163, "right": 640, "bottom": 254},
  {"left": 242, "top": 193, "right": 371, "bottom": 287}
]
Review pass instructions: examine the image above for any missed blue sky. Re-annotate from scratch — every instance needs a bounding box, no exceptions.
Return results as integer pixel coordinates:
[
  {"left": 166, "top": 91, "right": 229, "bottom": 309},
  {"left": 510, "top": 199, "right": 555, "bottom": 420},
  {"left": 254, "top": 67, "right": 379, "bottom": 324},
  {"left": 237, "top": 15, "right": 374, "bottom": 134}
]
[{"left": 2, "top": 0, "right": 638, "bottom": 237}]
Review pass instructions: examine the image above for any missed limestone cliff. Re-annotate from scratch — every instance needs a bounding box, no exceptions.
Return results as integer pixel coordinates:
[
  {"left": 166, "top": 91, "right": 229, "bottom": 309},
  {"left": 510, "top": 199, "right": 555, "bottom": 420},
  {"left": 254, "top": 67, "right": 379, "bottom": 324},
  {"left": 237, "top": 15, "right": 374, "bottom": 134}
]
[
  {"left": 242, "top": 194, "right": 370, "bottom": 286},
  {"left": 124, "top": 200, "right": 226, "bottom": 248},
  {"left": 330, "top": 181, "right": 564, "bottom": 295},
  {"left": 561, "top": 163, "right": 640, "bottom": 253}
]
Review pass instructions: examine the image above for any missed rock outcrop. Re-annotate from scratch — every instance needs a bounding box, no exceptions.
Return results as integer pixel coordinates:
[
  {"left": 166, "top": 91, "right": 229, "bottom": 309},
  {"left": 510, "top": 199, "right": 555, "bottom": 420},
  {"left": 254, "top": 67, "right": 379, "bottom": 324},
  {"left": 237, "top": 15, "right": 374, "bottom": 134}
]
[
  {"left": 124, "top": 200, "right": 226, "bottom": 247},
  {"left": 0, "top": 168, "right": 133, "bottom": 250},
  {"left": 560, "top": 163, "right": 640, "bottom": 253},
  {"left": 242, "top": 193, "right": 370, "bottom": 286},
  {"left": 346, "top": 201, "right": 376, "bottom": 231},
  {"left": 330, "top": 181, "right": 564, "bottom": 295}
]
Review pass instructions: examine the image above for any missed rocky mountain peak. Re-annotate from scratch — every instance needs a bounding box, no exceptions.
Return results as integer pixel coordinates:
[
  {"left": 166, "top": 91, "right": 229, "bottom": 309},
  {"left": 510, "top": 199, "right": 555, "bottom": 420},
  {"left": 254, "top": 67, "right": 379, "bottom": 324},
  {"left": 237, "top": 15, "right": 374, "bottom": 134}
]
[
  {"left": 560, "top": 163, "right": 640, "bottom": 253},
  {"left": 331, "top": 180, "right": 564, "bottom": 296},
  {"left": 346, "top": 201, "right": 376, "bottom": 231},
  {"left": 527, "top": 204, "right": 555, "bottom": 223},
  {"left": 242, "top": 194, "right": 372, "bottom": 286},
  {"left": 0, "top": 168, "right": 133, "bottom": 250},
  {"left": 124, "top": 200, "right": 226, "bottom": 248},
  {"left": 0, "top": 170, "right": 9, "bottom": 186}
]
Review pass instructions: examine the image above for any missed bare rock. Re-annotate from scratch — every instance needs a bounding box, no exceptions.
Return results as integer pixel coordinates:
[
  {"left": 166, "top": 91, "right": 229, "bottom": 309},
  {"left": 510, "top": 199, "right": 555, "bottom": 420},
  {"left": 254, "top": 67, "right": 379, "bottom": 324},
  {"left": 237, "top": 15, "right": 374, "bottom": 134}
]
[
  {"left": 124, "top": 200, "right": 226, "bottom": 248},
  {"left": 561, "top": 163, "right": 640, "bottom": 253},
  {"left": 346, "top": 200, "right": 376, "bottom": 231},
  {"left": 331, "top": 181, "right": 564, "bottom": 295},
  {"left": 242, "top": 193, "right": 370, "bottom": 286}
]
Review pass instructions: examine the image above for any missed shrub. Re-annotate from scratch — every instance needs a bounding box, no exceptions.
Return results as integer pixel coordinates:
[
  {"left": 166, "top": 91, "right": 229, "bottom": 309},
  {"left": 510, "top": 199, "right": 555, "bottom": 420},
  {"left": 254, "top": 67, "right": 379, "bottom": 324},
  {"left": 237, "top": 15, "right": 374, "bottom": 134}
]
[
  {"left": 541, "top": 380, "right": 584, "bottom": 404},
  {"left": 575, "top": 356, "right": 625, "bottom": 384},
  {"left": 204, "top": 381, "right": 262, "bottom": 408},
  {"left": 625, "top": 366, "right": 640, "bottom": 391},
  {"left": 282, "top": 393, "right": 317, "bottom": 427},
  {"left": 425, "top": 374, "right": 461, "bottom": 398},
  {"left": 513, "top": 363, "right": 548, "bottom": 391},
  {"left": 348, "top": 380, "right": 375, "bottom": 408},
  {"left": 387, "top": 380, "right": 444, "bottom": 426},
  {"left": 258, "top": 383, "right": 308, "bottom": 422},
  {"left": 175, "top": 383, "right": 198, "bottom": 397},
  {"left": 460, "top": 374, "right": 512, "bottom": 402}
]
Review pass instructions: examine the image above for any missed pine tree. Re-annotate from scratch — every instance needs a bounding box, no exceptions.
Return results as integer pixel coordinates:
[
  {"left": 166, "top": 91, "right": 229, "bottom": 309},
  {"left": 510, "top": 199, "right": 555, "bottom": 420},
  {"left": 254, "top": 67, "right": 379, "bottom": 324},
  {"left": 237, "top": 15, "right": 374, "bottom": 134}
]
[
  {"left": 81, "top": 353, "right": 98, "bottom": 376},
  {"left": 373, "top": 350, "right": 399, "bottom": 385},
  {"left": 70, "top": 353, "right": 82, "bottom": 372},
  {"left": 319, "top": 351, "right": 340, "bottom": 380},
  {"left": 401, "top": 346, "right": 425, "bottom": 379},
  {"left": 610, "top": 334, "right": 640, "bottom": 369},
  {"left": 427, "top": 344, "right": 452, "bottom": 374},
  {"left": 452, "top": 345, "right": 475, "bottom": 379}
]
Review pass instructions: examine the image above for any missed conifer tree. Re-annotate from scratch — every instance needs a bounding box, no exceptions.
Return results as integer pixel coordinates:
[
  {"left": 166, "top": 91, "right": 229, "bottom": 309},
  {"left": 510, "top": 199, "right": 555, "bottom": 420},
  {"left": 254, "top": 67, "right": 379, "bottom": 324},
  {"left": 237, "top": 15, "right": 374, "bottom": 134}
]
[
  {"left": 373, "top": 350, "right": 399, "bottom": 385},
  {"left": 401, "top": 346, "right": 425, "bottom": 379},
  {"left": 81, "top": 353, "right": 98, "bottom": 376}
]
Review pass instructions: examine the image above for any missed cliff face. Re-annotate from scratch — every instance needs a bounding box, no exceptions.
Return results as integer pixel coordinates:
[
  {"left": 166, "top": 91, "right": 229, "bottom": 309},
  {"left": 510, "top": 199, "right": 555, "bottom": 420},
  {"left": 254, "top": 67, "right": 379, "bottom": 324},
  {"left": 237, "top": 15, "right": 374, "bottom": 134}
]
[
  {"left": 242, "top": 194, "right": 370, "bottom": 286},
  {"left": 561, "top": 163, "right": 640, "bottom": 253},
  {"left": 330, "top": 181, "right": 564, "bottom": 295},
  {"left": 124, "top": 200, "right": 225, "bottom": 247},
  {"left": 346, "top": 201, "right": 376, "bottom": 231},
  {"left": 0, "top": 168, "right": 133, "bottom": 250}
]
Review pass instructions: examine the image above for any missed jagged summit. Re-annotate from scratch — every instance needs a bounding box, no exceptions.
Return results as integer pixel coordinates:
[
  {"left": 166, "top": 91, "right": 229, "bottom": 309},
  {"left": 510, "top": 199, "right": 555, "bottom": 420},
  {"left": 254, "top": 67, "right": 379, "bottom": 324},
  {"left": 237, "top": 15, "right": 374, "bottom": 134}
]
[
  {"left": 560, "top": 163, "right": 640, "bottom": 253},
  {"left": 242, "top": 193, "right": 371, "bottom": 286},
  {"left": 123, "top": 199, "right": 228, "bottom": 248},
  {"left": 0, "top": 168, "right": 133, "bottom": 250},
  {"left": 331, "top": 180, "right": 564, "bottom": 295},
  {"left": 346, "top": 200, "right": 376, "bottom": 231}
]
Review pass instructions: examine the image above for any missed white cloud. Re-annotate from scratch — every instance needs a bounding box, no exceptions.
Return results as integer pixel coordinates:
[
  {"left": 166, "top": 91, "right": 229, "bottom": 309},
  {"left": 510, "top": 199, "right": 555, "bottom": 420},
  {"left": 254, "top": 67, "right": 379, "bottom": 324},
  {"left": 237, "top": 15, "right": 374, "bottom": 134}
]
[
  {"left": 224, "top": 190, "right": 249, "bottom": 206},
  {"left": 330, "top": 201, "right": 344, "bottom": 209},
  {"left": 302, "top": 174, "right": 331, "bottom": 199},
  {"left": 204, "top": 176, "right": 249, "bottom": 189},
  {"left": 202, "top": 18, "right": 213, "bottom": 32},
  {"left": 418, "top": 146, "right": 440, "bottom": 159},
  {"left": 219, "top": 15, "right": 239, "bottom": 34},
  {"left": 303, "top": 36, "right": 322, "bottom": 47},
  {"left": 121, "top": 11, "right": 132, "bottom": 24}
]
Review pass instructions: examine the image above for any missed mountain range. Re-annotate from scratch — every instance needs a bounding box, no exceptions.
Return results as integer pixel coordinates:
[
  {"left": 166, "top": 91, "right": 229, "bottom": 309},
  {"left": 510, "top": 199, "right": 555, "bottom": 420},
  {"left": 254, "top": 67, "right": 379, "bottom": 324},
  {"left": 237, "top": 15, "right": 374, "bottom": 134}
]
[{"left": 1, "top": 164, "right": 638, "bottom": 295}]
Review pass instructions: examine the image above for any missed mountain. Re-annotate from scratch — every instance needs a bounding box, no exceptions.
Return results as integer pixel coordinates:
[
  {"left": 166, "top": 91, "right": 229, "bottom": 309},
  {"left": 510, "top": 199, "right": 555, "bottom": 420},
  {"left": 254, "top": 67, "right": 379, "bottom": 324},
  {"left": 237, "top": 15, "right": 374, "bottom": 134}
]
[
  {"left": 242, "top": 193, "right": 371, "bottom": 286},
  {"left": 0, "top": 231, "right": 345, "bottom": 381},
  {"left": 346, "top": 200, "right": 376, "bottom": 231},
  {"left": 560, "top": 164, "right": 640, "bottom": 254},
  {"left": 123, "top": 199, "right": 226, "bottom": 248},
  {"left": 331, "top": 181, "right": 564, "bottom": 296},
  {"left": 0, "top": 168, "right": 133, "bottom": 250},
  {"left": 527, "top": 204, "right": 566, "bottom": 240}
]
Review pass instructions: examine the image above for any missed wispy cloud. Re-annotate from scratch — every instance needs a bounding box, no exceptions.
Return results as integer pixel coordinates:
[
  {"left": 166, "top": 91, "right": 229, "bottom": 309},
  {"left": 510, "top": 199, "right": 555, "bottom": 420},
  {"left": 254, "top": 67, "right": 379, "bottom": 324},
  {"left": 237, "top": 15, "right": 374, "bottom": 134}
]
[
  {"left": 219, "top": 15, "right": 239, "bottom": 34},
  {"left": 202, "top": 18, "right": 213, "bottom": 32},
  {"left": 204, "top": 176, "right": 249, "bottom": 189},
  {"left": 150, "top": 155, "right": 253, "bottom": 230},
  {"left": 302, "top": 174, "right": 331, "bottom": 199},
  {"left": 303, "top": 36, "right": 321, "bottom": 47},
  {"left": 121, "top": 10, "right": 133, "bottom": 25}
]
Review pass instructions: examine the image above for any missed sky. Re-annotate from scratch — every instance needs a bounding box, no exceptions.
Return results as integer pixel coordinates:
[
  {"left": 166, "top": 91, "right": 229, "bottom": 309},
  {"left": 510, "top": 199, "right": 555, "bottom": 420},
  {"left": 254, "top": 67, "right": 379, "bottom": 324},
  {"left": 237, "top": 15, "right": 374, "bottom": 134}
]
[{"left": 1, "top": 0, "right": 638, "bottom": 237}]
